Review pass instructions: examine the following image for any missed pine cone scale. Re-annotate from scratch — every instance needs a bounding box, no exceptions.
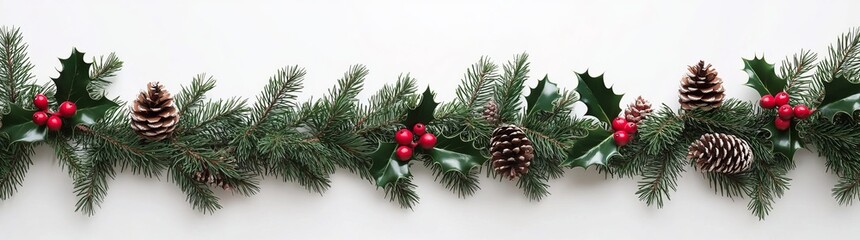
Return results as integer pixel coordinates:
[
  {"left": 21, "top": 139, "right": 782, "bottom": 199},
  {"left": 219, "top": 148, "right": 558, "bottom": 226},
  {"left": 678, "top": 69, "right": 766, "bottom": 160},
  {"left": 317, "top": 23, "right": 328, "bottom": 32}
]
[
  {"left": 131, "top": 82, "right": 179, "bottom": 141},
  {"left": 490, "top": 124, "right": 534, "bottom": 179}
]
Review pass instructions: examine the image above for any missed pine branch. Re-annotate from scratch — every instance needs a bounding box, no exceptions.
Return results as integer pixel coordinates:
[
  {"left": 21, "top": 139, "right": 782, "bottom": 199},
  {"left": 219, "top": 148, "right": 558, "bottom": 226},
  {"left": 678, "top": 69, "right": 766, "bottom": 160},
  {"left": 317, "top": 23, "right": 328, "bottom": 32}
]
[
  {"left": 423, "top": 156, "right": 480, "bottom": 198},
  {"left": 638, "top": 105, "right": 684, "bottom": 155},
  {"left": 635, "top": 144, "right": 686, "bottom": 208},
  {"left": 170, "top": 168, "right": 221, "bottom": 214},
  {"left": 175, "top": 73, "right": 217, "bottom": 111},
  {"left": 799, "top": 115, "right": 860, "bottom": 176},
  {"left": 88, "top": 53, "right": 123, "bottom": 93},
  {"left": 516, "top": 171, "right": 550, "bottom": 201},
  {"left": 0, "top": 26, "right": 35, "bottom": 107},
  {"left": 355, "top": 74, "right": 417, "bottom": 140},
  {"left": 746, "top": 159, "right": 791, "bottom": 220},
  {"left": 0, "top": 140, "right": 34, "bottom": 199},
  {"left": 494, "top": 53, "right": 530, "bottom": 124},
  {"left": 455, "top": 56, "right": 499, "bottom": 111},
  {"left": 815, "top": 27, "right": 860, "bottom": 84},
  {"left": 259, "top": 128, "right": 334, "bottom": 193},
  {"left": 247, "top": 66, "right": 304, "bottom": 129},
  {"left": 72, "top": 148, "right": 116, "bottom": 216},
  {"left": 182, "top": 98, "right": 248, "bottom": 138},
  {"left": 384, "top": 179, "right": 419, "bottom": 209},
  {"left": 834, "top": 173, "right": 860, "bottom": 205},
  {"left": 780, "top": 49, "right": 821, "bottom": 106},
  {"left": 312, "top": 65, "right": 366, "bottom": 138},
  {"left": 46, "top": 134, "right": 83, "bottom": 176}
]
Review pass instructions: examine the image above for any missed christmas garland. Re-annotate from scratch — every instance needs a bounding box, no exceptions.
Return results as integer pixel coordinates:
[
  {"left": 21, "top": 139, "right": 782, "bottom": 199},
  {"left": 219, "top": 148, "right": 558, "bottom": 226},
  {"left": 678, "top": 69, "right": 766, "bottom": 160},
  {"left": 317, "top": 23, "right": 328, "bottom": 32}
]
[{"left": 1, "top": 26, "right": 859, "bottom": 220}]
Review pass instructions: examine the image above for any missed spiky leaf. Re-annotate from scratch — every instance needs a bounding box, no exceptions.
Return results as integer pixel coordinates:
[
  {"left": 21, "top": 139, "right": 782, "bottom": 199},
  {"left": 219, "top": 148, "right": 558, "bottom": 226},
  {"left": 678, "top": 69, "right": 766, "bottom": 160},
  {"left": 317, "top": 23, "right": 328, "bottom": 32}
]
[
  {"left": 561, "top": 128, "right": 619, "bottom": 168},
  {"left": 427, "top": 135, "right": 484, "bottom": 173},
  {"left": 743, "top": 57, "right": 786, "bottom": 96},
  {"left": 369, "top": 143, "right": 411, "bottom": 187},
  {"left": 0, "top": 104, "right": 45, "bottom": 143},
  {"left": 575, "top": 71, "right": 623, "bottom": 123},
  {"left": 52, "top": 49, "right": 119, "bottom": 126},
  {"left": 403, "top": 87, "right": 438, "bottom": 127},
  {"left": 525, "top": 75, "right": 560, "bottom": 115},
  {"left": 817, "top": 76, "right": 860, "bottom": 120}
]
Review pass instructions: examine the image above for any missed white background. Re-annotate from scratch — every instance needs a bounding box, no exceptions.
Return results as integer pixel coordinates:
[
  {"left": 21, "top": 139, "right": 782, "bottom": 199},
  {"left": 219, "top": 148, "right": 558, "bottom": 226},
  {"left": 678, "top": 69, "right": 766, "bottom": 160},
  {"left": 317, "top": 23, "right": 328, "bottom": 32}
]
[{"left": 1, "top": 1, "right": 859, "bottom": 239}]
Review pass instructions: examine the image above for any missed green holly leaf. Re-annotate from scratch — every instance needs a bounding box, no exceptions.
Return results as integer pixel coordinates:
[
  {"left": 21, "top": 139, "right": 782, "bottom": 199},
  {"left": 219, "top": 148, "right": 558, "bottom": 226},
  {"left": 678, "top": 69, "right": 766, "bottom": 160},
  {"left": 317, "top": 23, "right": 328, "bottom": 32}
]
[
  {"left": 427, "top": 135, "right": 484, "bottom": 173},
  {"left": 525, "top": 75, "right": 560, "bottom": 115},
  {"left": 402, "top": 87, "right": 438, "bottom": 127},
  {"left": 369, "top": 143, "right": 411, "bottom": 187},
  {"left": 743, "top": 56, "right": 786, "bottom": 96},
  {"left": 561, "top": 128, "right": 619, "bottom": 168},
  {"left": 0, "top": 104, "right": 46, "bottom": 143},
  {"left": 575, "top": 71, "right": 624, "bottom": 123},
  {"left": 817, "top": 76, "right": 860, "bottom": 120},
  {"left": 764, "top": 124, "right": 802, "bottom": 161},
  {"left": 52, "top": 49, "right": 119, "bottom": 126}
]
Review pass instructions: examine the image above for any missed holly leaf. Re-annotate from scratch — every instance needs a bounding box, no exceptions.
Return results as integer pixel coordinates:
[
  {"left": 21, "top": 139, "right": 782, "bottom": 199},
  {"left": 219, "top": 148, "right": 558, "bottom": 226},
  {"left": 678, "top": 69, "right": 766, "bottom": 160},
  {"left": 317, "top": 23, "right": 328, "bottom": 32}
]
[
  {"left": 743, "top": 56, "right": 786, "bottom": 96},
  {"left": 0, "top": 104, "right": 46, "bottom": 143},
  {"left": 402, "top": 87, "right": 438, "bottom": 127},
  {"left": 764, "top": 124, "right": 802, "bottom": 161},
  {"left": 561, "top": 128, "right": 619, "bottom": 168},
  {"left": 52, "top": 49, "right": 118, "bottom": 126},
  {"left": 817, "top": 76, "right": 860, "bottom": 120},
  {"left": 525, "top": 75, "right": 560, "bottom": 114},
  {"left": 369, "top": 143, "right": 411, "bottom": 187},
  {"left": 427, "top": 135, "right": 484, "bottom": 173},
  {"left": 575, "top": 71, "right": 623, "bottom": 123}
]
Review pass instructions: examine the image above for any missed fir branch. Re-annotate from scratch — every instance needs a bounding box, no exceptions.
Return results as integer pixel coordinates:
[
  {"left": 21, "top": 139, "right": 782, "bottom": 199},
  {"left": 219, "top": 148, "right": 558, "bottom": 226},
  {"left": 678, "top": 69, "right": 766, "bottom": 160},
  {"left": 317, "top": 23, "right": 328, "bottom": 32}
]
[
  {"left": 312, "top": 65, "right": 366, "bottom": 138},
  {"left": 494, "top": 53, "right": 530, "bottom": 124},
  {"left": 0, "top": 26, "right": 35, "bottom": 107},
  {"left": 259, "top": 127, "right": 333, "bottom": 193},
  {"left": 799, "top": 115, "right": 860, "bottom": 176},
  {"left": 247, "top": 66, "right": 304, "bottom": 130},
  {"left": 72, "top": 148, "right": 116, "bottom": 216},
  {"left": 455, "top": 56, "right": 499, "bottom": 111},
  {"left": 516, "top": 171, "right": 550, "bottom": 201},
  {"left": 638, "top": 105, "right": 684, "bottom": 155},
  {"left": 175, "top": 73, "right": 217, "bottom": 111},
  {"left": 355, "top": 74, "right": 417, "bottom": 141},
  {"left": 815, "top": 27, "right": 860, "bottom": 84},
  {"left": 635, "top": 144, "right": 686, "bottom": 208},
  {"left": 780, "top": 49, "right": 820, "bottom": 106},
  {"left": 0, "top": 140, "right": 34, "bottom": 199},
  {"left": 170, "top": 168, "right": 221, "bottom": 214},
  {"left": 422, "top": 156, "right": 480, "bottom": 198},
  {"left": 834, "top": 173, "right": 860, "bottom": 205},
  {"left": 46, "top": 134, "right": 83, "bottom": 176},
  {"left": 88, "top": 53, "right": 123, "bottom": 93},
  {"left": 182, "top": 98, "right": 248, "bottom": 138},
  {"left": 704, "top": 172, "right": 748, "bottom": 199},
  {"left": 746, "top": 158, "right": 791, "bottom": 220},
  {"left": 384, "top": 179, "right": 419, "bottom": 209}
]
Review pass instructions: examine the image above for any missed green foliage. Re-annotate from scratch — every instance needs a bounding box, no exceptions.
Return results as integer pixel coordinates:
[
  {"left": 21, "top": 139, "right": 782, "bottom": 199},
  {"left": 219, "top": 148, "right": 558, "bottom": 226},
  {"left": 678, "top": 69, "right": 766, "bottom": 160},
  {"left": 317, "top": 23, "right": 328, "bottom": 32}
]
[
  {"left": 88, "top": 52, "right": 123, "bottom": 93},
  {"left": 814, "top": 27, "right": 860, "bottom": 84},
  {"left": 744, "top": 56, "right": 786, "bottom": 96},
  {"left": 494, "top": 53, "right": 530, "bottom": 124},
  {"left": 305, "top": 65, "right": 373, "bottom": 179},
  {"left": 52, "top": 49, "right": 119, "bottom": 126},
  {"left": 0, "top": 139, "right": 34, "bottom": 200},
  {"left": 817, "top": 75, "right": 860, "bottom": 120},
  {"left": 574, "top": 71, "right": 623, "bottom": 123},
  {"left": 525, "top": 76, "right": 561, "bottom": 115},
  {"left": 355, "top": 75, "right": 418, "bottom": 142},
  {"left": 0, "top": 26, "right": 35, "bottom": 109},
  {"left": 165, "top": 75, "right": 259, "bottom": 213},
  {"left": 403, "top": 88, "right": 438, "bottom": 128},
  {"left": 780, "top": 49, "right": 821, "bottom": 106}
]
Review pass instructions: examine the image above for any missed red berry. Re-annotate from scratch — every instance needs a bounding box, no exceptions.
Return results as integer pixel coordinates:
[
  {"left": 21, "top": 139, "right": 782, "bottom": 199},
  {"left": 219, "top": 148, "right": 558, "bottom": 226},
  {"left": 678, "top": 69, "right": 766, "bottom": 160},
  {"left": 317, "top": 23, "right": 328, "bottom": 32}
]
[
  {"left": 613, "top": 131, "right": 630, "bottom": 146},
  {"left": 623, "top": 122, "right": 637, "bottom": 134},
  {"left": 418, "top": 133, "right": 437, "bottom": 149},
  {"left": 395, "top": 129, "right": 414, "bottom": 146},
  {"left": 47, "top": 115, "right": 62, "bottom": 131},
  {"left": 759, "top": 94, "right": 776, "bottom": 109},
  {"left": 58, "top": 101, "right": 77, "bottom": 118},
  {"left": 774, "top": 92, "right": 789, "bottom": 106},
  {"left": 33, "top": 94, "right": 48, "bottom": 111},
  {"left": 32, "top": 111, "right": 49, "bottom": 126},
  {"left": 395, "top": 146, "right": 413, "bottom": 161},
  {"left": 412, "top": 123, "right": 427, "bottom": 136},
  {"left": 774, "top": 117, "right": 791, "bottom": 131},
  {"left": 793, "top": 104, "right": 812, "bottom": 119},
  {"left": 777, "top": 105, "right": 794, "bottom": 120},
  {"left": 611, "top": 117, "right": 628, "bottom": 131}
]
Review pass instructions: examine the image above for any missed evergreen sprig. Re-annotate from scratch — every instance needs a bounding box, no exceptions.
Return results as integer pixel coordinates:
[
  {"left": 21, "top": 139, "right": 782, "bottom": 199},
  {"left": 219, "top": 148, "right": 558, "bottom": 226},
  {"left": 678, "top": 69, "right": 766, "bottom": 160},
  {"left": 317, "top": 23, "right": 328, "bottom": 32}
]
[{"left": 815, "top": 27, "right": 860, "bottom": 84}]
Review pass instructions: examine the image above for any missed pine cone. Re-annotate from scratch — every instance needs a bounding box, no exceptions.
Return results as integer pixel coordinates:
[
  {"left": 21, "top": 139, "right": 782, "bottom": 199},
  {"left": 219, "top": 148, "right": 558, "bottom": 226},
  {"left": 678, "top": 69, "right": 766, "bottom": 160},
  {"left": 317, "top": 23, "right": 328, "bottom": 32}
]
[
  {"left": 624, "top": 96, "right": 652, "bottom": 124},
  {"left": 131, "top": 82, "right": 179, "bottom": 141},
  {"left": 490, "top": 124, "right": 534, "bottom": 179},
  {"left": 193, "top": 165, "right": 232, "bottom": 190},
  {"left": 679, "top": 61, "right": 725, "bottom": 111},
  {"left": 483, "top": 100, "right": 499, "bottom": 124},
  {"left": 688, "top": 133, "right": 754, "bottom": 174}
]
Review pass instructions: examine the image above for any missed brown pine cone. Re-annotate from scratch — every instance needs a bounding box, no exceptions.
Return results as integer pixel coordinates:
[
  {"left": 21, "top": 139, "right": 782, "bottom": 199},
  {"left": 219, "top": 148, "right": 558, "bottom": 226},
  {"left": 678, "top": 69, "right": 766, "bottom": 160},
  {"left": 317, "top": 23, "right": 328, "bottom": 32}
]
[
  {"left": 679, "top": 61, "right": 725, "bottom": 111},
  {"left": 624, "top": 96, "right": 653, "bottom": 124},
  {"left": 688, "top": 133, "right": 754, "bottom": 174},
  {"left": 490, "top": 124, "right": 534, "bottom": 179},
  {"left": 131, "top": 82, "right": 179, "bottom": 141}
]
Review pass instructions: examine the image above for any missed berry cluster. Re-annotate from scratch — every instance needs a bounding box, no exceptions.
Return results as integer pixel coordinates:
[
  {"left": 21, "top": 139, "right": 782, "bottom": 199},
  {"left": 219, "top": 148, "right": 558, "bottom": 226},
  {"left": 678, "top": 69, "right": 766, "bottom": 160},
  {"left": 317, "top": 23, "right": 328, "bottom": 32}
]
[
  {"left": 394, "top": 123, "right": 437, "bottom": 161},
  {"left": 611, "top": 117, "right": 638, "bottom": 146},
  {"left": 759, "top": 91, "right": 812, "bottom": 131},
  {"left": 30, "top": 94, "right": 77, "bottom": 131}
]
